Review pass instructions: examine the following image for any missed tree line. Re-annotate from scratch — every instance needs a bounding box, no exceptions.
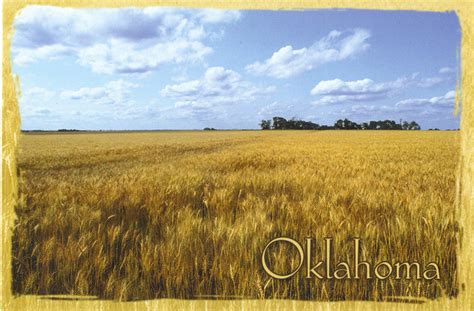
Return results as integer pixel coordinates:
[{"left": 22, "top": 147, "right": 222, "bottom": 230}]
[{"left": 260, "top": 117, "right": 421, "bottom": 130}]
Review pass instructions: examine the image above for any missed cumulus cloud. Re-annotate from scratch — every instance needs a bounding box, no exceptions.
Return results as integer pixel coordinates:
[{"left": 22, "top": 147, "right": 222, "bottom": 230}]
[
  {"left": 310, "top": 77, "right": 410, "bottom": 106},
  {"left": 61, "top": 80, "right": 139, "bottom": 105},
  {"left": 161, "top": 66, "right": 275, "bottom": 116},
  {"left": 77, "top": 39, "right": 211, "bottom": 75},
  {"left": 12, "top": 6, "right": 241, "bottom": 74},
  {"left": 395, "top": 90, "right": 456, "bottom": 109},
  {"left": 245, "top": 29, "right": 370, "bottom": 79},
  {"left": 14, "top": 44, "right": 73, "bottom": 65}
]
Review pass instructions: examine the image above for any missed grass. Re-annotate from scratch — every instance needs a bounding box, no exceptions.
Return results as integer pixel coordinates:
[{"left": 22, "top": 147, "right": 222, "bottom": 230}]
[{"left": 12, "top": 130, "right": 459, "bottom": 301}]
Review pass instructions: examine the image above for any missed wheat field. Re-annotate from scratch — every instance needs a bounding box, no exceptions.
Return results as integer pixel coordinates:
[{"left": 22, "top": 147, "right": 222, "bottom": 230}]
[{"left": 12, "top": 130, "right": 459, "bottom": 301}]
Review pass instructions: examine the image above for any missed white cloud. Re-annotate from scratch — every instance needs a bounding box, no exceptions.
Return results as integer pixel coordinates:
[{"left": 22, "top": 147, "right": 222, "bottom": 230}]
[
  {"left": 439, "top": 66, "right": 455, "bottom": 74},
  {"left": 77, "top": 39, "right": 212, "bottom": 75},
  {"left": 14, "top": 44, "right": 73, "bottom": 65},
  {"left": 395, "top": 90, "right": 456, "bottom": 109},
  {"left": 417, "top": 77, "right": 444, "bottom": 88},
  {"left": 245, "top": 29, "right": 370, "bottom": 79},
  {"left": 161, "top": 66, "right": 275, "bottom": 119},
  {"left": 61, "top": 87, "right": 106, "bottom": 100},
  {"left": 61, "top": 80, "right": 139, "bottom": 105},
  {"left": 196, "top": 9, "right": 241, "bottom": 24},
  {"left": 311, "top": 78, "right": 401, "bottom": 95},
  {"left": 258, "top": 101, "right": 295, "bottom": 117},
  {"left": 310, "top": 77, "right": 410, "bottom": 106},
  {"left": 12, "top": 6, "right": 240, "bottom": 74}
]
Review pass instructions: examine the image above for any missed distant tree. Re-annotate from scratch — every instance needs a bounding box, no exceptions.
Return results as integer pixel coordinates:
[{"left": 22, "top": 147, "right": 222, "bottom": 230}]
[
  {"left": 408, "top": 121, "right": 421, "bottom": 130},
  {"left": 286, "top": 117, "right": 320, "bottom": 130},
  {"left": 260, "top": 116, "right": 420, "bottom": 131},
  {"left": 380, "top": 119, "right": 401, "bottom": 130},
  {"left": 367, "top": 121, "right": 377, "bottom": 130},
  {"left": 286, "top": 118, "right": 298, "bottom": 129},
  {"left": 203, "top": 127, "right": 216, "bottom": 131},
  {"left": 259, "top": 120, "right": 271, "bottom": 130},
  {"left": 302, "top": 120, "right": 320, "bottom": 130},
  {"left": 334, "top": 119, "right": 344, "bottom": 129},
  {"left": 334, "top": 118, "right": 360, "bottom": 129},
  {"left": 272, "top": 117, "right": 288, "bottom": 130},
  {"left": 346, "top": 119, "right": 360, "bottom": 130}
]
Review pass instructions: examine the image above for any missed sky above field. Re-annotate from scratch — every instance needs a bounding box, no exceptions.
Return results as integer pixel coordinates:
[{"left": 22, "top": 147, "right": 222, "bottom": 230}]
[{"left": 12, "top": 7, "right": 461, "bottom": 130}]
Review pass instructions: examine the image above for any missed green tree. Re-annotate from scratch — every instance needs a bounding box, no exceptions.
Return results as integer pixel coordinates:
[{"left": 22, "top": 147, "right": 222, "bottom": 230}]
[
  {"left": 408, "top": 121, "right": 421, "bottom": 130},
  {"left": 259, "top": 120, "right": 271, "bottom": 130},
  {"left": 272, "top": 117, "right": 288, "bottom": 130}
]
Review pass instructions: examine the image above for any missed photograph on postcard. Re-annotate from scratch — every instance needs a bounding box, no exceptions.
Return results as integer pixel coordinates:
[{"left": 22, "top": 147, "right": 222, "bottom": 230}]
[{"left": 9, "top": 6, "right": 461, "bottom": 302}]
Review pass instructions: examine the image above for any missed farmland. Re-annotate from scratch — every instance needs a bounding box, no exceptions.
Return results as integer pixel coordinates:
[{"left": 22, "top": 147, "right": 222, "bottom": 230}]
[{"left": 12, "top": 130, "right": 459, "bottom": 301}]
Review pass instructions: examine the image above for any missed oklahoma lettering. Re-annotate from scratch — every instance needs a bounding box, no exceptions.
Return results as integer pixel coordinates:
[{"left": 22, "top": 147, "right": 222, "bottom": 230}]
[{"left": 261, "top": 237, "right": 440, "bottom": 280}]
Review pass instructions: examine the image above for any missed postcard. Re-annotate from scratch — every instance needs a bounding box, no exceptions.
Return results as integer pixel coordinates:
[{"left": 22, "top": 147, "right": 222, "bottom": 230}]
[{"left": 2, "top": 1, "right": 472, "bottom": 310}]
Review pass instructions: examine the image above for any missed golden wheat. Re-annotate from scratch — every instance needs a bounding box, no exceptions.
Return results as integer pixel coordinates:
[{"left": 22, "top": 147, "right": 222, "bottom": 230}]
[{"left": 12, "top": 130, "right": 459, "bottom": 301}]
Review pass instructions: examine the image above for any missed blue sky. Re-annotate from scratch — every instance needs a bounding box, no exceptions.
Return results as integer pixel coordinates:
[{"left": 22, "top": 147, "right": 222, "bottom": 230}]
[{"left": 12, "top": 7, "right": 461, "bottom": 130}]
